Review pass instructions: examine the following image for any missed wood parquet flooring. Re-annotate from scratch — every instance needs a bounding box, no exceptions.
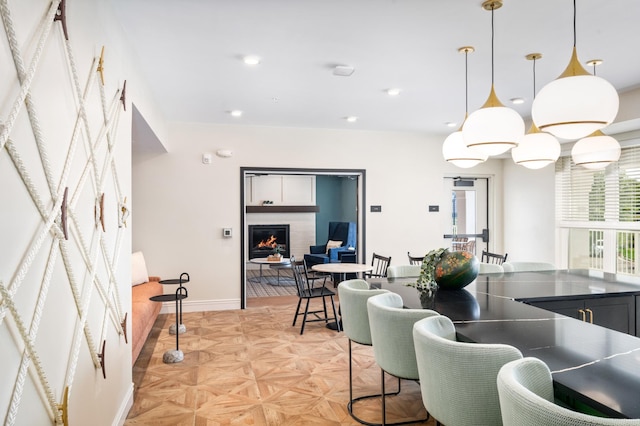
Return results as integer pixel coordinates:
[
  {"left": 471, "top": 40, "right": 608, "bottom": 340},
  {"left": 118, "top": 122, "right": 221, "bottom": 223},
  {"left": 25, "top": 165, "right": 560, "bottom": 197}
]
[{"left": 126, "top": 296, "right": 434, "bottom": 425}]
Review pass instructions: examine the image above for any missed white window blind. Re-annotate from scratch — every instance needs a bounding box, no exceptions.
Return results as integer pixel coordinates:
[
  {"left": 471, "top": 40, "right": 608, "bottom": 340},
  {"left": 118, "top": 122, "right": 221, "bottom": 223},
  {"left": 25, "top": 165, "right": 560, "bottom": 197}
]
[{"left": 556, "top": 145, "right": 640, "bottom": 222}]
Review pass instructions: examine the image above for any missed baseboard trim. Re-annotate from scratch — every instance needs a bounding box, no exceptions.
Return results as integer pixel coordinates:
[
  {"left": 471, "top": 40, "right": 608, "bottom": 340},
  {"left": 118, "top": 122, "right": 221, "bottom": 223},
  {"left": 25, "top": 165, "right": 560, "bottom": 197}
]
[
  {"left": 113, "top": 382, "right": 134, "bottom": 426},
  {"left": 159, "top": 298, "right": 240, "bottom": 314}
]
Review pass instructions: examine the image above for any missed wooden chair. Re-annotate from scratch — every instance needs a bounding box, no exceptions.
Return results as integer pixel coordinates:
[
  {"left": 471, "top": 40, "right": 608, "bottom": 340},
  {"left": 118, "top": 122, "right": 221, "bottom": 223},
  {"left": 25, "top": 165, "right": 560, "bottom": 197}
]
[
  {"left": 482, "top": 250, "right": 508, "bottom": 265},
  {"left": 291, "top": 258, "right": 340, "bottom": 334},
  {"left": 451, "top": 237, "right": 468, "bottom": 252},
  {"left": 365, "top": 253, "right": 392, "bottom": 278},
  {"left": 407, "top": 252, "right": 424, "bottom": 265}
]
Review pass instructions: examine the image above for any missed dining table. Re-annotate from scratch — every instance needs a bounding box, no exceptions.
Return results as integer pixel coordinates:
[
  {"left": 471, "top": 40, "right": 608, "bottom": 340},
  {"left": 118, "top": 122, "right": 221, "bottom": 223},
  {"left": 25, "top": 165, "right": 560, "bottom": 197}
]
[{"left": 367, "top": 270, "right": 640, "bottom": 420}]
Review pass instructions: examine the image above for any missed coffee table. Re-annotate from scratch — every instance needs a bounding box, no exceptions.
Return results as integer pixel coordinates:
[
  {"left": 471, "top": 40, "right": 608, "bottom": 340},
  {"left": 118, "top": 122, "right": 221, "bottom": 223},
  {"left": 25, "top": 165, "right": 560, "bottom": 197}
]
[{"left": 249, "top": 257, "right": 291, "bottom": 285}]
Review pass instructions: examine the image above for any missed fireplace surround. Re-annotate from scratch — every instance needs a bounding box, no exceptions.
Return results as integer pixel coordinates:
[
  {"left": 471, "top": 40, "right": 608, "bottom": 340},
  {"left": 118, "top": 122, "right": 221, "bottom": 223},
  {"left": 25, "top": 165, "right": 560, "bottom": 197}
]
[{"left": 248, "top": 224, "right": 290, "bottom": 259}]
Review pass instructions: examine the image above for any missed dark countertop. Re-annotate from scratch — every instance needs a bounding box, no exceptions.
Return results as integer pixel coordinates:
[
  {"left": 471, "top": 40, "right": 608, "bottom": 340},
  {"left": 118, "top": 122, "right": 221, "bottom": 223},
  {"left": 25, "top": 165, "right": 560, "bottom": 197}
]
[{"left": 368, "top": 270, "right": 640, "bottom": 419}]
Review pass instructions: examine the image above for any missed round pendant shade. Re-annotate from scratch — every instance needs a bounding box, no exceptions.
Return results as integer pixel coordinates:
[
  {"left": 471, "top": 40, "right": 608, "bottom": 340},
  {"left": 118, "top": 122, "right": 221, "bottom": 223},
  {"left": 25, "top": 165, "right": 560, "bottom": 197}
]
[
  {"left": 462, "top": 104, "right": 524, "bottom": 156},
  {"left": 571, "top": 131, "right": 621, "bottom": 170},
  {"left": 511, "top": 131, "right": 561, "bottom": 170},
  {"left": 532, "top": 75, "right": 619, "bottom": 140},
  {"left": 442, "top": 130, "right": 488, "bottom": 168}
]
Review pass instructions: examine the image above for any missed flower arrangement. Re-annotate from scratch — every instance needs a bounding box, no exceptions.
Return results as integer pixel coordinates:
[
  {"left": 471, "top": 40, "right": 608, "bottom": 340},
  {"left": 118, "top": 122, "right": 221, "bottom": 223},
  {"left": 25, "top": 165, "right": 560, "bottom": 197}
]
[{"left": 406, "top": 247, "right": 448, "bottom": 296}]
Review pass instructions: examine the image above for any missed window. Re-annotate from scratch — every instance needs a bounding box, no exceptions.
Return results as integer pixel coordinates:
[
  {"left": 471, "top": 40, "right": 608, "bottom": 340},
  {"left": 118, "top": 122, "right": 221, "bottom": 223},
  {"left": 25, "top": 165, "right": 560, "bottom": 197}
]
[{"left": 556, "top": 145, "right": 640, "bottom": 275}]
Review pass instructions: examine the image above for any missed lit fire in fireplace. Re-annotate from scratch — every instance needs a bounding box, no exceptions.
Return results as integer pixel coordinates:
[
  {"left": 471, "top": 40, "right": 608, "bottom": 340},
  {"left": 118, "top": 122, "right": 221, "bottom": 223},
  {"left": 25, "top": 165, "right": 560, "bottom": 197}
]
[{"left": 257, "top": 235, "right": 278, "bottom": 249}]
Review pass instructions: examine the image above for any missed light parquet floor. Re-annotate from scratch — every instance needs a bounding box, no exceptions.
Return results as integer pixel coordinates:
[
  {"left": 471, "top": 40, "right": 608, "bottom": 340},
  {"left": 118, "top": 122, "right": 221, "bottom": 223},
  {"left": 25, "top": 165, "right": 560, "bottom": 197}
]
[{"left": 126, "top": 296, "right": 433, "bottom": 425}]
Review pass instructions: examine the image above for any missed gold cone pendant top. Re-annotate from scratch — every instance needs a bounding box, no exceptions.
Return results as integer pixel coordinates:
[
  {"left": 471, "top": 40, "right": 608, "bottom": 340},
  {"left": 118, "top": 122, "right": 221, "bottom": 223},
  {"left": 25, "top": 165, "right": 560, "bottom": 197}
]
[
  {"left": 527, "top": 122, "right": 542, "bottom": 135},
  {"left": 558, "top": 47, "right": 591, "bottom": 79},
  {"left": 481, "top": 85, "right": 506, "bottom": 108}
]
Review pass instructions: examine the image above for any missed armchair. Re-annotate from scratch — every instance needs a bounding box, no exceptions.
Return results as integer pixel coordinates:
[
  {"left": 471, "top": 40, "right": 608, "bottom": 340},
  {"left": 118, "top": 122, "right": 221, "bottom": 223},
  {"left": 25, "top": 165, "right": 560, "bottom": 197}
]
[{"left": 304, "top": 221, "right": 356, "bottom": 268}]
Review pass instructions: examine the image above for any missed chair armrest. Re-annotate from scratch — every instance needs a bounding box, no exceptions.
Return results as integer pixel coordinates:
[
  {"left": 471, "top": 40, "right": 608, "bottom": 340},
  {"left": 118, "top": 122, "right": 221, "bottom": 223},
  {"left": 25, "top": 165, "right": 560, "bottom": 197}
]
[
  {"left": 309, "top": 245, "right": 327, "bottom": 254},
  {"left": 328, "top": 246, "right": 350, "bottom": 262}
]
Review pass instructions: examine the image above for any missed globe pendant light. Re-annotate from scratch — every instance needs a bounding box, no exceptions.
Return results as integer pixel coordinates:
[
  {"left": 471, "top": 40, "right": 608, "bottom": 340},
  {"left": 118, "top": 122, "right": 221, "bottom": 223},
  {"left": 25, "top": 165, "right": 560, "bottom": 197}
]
[
  {"left": 571, "top": 130, "right": 621, "bottom": 170},
  {"left": 442, "top": 46, "right": 488, "bottom": 168},
  {"left": 512, "top": 53, "right": 561, "bottom": 169},
  {"left": 531, "top": 0, "right": 619, "bottom": 140},
  {"left": 463, "top": 0, "right": 524, "bottom": 157}
]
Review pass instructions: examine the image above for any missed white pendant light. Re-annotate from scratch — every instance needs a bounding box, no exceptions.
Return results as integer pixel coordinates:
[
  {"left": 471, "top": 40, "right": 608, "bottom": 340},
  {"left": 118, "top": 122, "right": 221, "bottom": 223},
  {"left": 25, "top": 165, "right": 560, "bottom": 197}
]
[
  {"left": 442, "top": 46, "right": 488, "bottom": 168},
  {"left": 571, "top": 130, "right": 621, "bottom": 170},
  {"left": 512, "top": 53, "right": 561, "bottom": 169},
  {"left": 463, "top": 0, "right": 524, "bottom": 157},
  {"left": 531, "top": 0, "right": 619, "bottom": 140}
]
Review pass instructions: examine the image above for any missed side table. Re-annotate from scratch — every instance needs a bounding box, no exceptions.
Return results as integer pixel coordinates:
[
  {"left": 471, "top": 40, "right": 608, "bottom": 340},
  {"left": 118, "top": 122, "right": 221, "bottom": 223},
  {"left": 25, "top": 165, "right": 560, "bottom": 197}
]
[{"left": 150, "top": 272, "right": 189, "bottom": 363}]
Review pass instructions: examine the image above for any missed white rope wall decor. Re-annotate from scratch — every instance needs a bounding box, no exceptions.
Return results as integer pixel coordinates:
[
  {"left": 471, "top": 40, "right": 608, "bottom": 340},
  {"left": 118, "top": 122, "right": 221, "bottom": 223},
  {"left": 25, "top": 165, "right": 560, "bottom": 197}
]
[{"left": 1, "top": 0, "right": 130, "bottom": 423}]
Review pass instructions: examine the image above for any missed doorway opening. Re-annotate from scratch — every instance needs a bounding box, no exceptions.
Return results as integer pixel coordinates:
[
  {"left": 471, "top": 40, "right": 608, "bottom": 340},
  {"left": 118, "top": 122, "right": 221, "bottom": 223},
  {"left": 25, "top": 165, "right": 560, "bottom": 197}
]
[
  {"left": 240, "top": 167, "right": 366, "bottom": 308},
  {"left": 442, "top": 176, "right": 490, "bottom": 255}
]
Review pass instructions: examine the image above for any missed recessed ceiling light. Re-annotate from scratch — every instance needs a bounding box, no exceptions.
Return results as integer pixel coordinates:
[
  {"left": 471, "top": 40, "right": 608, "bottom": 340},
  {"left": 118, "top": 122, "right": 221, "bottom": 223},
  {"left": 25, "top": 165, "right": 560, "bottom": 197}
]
[
  {"left": 243, "top": 56, "right": 261, "bottom": 65},
  {"left": 333, "top": 65, "right": 355, "bottom": 76},
  {"left": 345, "top": 116, "right": 358, "bottom": 123},
  {"left": 445, "top": 121, "right": 458, "bottom": 128},
  {"left": 387, "top": 88, "right": 401, "bottom": 96},
  {"left": 230, "top": 110, "right": 243, "bottom": 117},
  {"left": 510, "top": 97, "right": 525, "bottom": 105}
]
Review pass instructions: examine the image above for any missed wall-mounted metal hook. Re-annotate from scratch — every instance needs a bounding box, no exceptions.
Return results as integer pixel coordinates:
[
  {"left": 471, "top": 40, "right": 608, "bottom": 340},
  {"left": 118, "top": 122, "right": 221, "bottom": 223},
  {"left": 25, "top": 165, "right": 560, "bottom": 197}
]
[
  {"left": 97, "top": 340, "right": 106, "bottom": 379},
  {"left": 121, "top": 313, "right": 128, "bottom": 344},
  {"left": 61, "top": 187, "right": 68, "bottom": 240},
  {"left": 120, "top": 80, "right": 127, "bottom": 111},
  {"left": 97, "top": 46, "right": 105, "bottom": 86},
  {"left": 57, "top": 386, "right": 69, "bottom": 425},
  {"left": 54, "top": 0, "right": 69, "bottom": 41}
]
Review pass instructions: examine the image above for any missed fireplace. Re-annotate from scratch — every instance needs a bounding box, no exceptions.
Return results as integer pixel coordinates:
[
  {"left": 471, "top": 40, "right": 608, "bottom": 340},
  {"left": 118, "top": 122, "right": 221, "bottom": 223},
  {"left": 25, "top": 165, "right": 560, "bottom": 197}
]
[{"left": 248, "top": 224, "right": 290, "bottom": 259}]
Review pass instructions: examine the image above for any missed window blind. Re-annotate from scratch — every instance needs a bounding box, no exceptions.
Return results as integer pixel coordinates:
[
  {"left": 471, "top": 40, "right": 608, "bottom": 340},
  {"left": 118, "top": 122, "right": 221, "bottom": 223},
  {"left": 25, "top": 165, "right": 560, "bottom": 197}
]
[{"left": 556, "top": 145, "right": 640, "bottom": 222}]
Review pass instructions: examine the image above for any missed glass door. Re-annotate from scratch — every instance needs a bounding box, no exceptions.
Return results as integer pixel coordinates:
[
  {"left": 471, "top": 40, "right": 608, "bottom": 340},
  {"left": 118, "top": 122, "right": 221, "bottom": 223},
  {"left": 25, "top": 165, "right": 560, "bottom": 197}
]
[{"left": 442, "top": 177, "right": 489, "bottom": 255}]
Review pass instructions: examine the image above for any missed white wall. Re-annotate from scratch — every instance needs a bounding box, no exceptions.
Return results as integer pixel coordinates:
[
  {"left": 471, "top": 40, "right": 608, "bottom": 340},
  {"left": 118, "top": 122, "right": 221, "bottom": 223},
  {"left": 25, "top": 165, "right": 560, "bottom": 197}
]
[
  {"left": 132, "top": 122, "right": 507, "bottom": 308},
  {"left": 1, "top": 1, "right": 161, "bottom": 424},
  {"left": 502, "top": 159, "right": 556, "bottom": 263}
]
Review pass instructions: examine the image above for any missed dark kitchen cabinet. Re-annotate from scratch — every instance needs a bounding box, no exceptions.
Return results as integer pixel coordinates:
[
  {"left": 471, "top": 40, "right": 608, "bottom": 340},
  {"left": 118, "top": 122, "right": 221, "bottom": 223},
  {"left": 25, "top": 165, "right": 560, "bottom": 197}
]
[{"left": 527, "top": 295, "right": 635, "bottom": 335}]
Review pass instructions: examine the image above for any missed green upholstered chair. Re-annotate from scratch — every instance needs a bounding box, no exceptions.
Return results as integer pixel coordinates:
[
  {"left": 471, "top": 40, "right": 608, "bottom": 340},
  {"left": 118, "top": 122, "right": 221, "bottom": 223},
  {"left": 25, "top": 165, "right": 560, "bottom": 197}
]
[
  {"left": 367, "top": 292, "right": 438, "bottom": 425},
  {"left": 413, "top": 315, "right": 522, "bottom": 426},
  {"left": 337, "top": 279, "right": 393, "bottom": 425},
  {"left": 502, "top": 261, "right": 555, "bottom": 272},
  {"left": 386, "top": 265, "right": 421, "bottom": 278},
  {"left": 479, "top": 263, "right": 504, "bottom": 274},
  {"left": 498, "top": 357, "right": 640, "bottom": 426}
]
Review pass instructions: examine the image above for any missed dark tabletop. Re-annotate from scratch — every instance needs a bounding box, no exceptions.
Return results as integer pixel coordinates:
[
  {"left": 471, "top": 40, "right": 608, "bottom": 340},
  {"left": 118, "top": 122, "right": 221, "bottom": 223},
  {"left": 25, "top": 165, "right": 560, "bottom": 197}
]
[{"left": 369, "top": 270, "right": 640, "bottom": 419}]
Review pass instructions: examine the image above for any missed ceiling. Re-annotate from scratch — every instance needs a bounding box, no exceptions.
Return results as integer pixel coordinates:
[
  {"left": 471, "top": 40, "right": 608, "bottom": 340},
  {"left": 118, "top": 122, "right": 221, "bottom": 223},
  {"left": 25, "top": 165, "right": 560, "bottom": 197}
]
[{"left": 112, "top": 0, "right": 640, "bottom": 138}]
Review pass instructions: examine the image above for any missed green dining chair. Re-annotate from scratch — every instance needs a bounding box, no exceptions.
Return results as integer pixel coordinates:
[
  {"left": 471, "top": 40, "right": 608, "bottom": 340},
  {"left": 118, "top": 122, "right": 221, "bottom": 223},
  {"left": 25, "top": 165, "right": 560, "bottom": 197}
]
[
  {"left": 498, "top": 357, "right": 640, "bottom": 426},
  {"left": 413, "top": 315, "right": 522, "bottom": 426},
  {"left": 338, "top": 279, "right": 394, "bottom": 425},
  {"left": 367, "top": 292, "right": 438, "bottom": 425}
]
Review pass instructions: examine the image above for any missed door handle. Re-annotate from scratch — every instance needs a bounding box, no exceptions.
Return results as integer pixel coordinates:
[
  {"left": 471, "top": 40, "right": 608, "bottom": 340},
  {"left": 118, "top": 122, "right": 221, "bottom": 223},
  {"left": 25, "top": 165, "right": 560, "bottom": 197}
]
[
  {"left": 585, "top": 308, "right": 594, "bottom": 324},
  {"left": 578, "top": 309, "right": 586, "bottom": 322}
]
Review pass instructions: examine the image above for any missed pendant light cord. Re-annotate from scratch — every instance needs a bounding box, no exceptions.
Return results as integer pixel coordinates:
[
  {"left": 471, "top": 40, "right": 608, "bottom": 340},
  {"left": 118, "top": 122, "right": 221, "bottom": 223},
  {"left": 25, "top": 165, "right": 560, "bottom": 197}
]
[
  {"left": 573, "top": 0, "right": 576, "bottom": 48},
  {"left": 465, "top": 49, "right": 469, "bottom": 114},
  {"left": 532, "top": 56, "right": 537, "bottom": 98},
  {"left": 491, "top": 4, "right": 495, "bottom": 85}
]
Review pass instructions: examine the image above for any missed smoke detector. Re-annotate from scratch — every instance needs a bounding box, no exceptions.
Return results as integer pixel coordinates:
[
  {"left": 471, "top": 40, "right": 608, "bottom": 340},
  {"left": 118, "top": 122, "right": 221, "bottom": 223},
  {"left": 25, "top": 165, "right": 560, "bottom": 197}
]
[{"left": 333, "top": 65, "right": 355, "bottom": 76}]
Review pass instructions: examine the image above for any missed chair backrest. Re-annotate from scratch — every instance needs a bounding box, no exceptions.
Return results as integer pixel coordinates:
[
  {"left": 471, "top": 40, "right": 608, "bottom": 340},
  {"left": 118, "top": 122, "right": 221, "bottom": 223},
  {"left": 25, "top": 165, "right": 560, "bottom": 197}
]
[
  {"left": 337, "top": 279, "right": 388, "bottom": 345},
  {"left": 291, "top": 258, "right": 312, "bottom": 296},
  {"left": 463, "top": 240, "right": 476, "bottom": 254},
  {"left": 327, "top": 221, "right": 357, "bottom": 249},
  {"left": 451, "top": 237, "right": 468, "bottom": 252},
  {"left": 479, "top": 263, "right": 504, "bottom": 274},
  {"left": 497, "top": 357, "right": 640, "bottom": 426},
  {"left": 407, "top": 252, "right": 424, "bottom": 266},
  {"left": 387, "top": 264, "right": 421, "bottom": 278},
  {"left": 481, "top": 250, "right": 508, "bottom": 264},
  {"left": 502, "top": 262, "right": 555, "bottom": 272},
  {"left": 367, "top": 292, "right": 438, "bottom": 380},
  {"left": 369, "top": 253, "right": 391, "bottom": 277},
  {"left": 413, "top": 315, "right": 523, "bottom": 426}
]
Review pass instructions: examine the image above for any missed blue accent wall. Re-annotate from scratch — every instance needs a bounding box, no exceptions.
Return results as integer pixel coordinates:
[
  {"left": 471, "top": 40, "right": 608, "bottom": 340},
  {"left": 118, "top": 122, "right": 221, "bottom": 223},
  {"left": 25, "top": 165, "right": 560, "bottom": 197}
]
[{"left": 315, "top": 176, "right": 358, "bottom": 245}]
